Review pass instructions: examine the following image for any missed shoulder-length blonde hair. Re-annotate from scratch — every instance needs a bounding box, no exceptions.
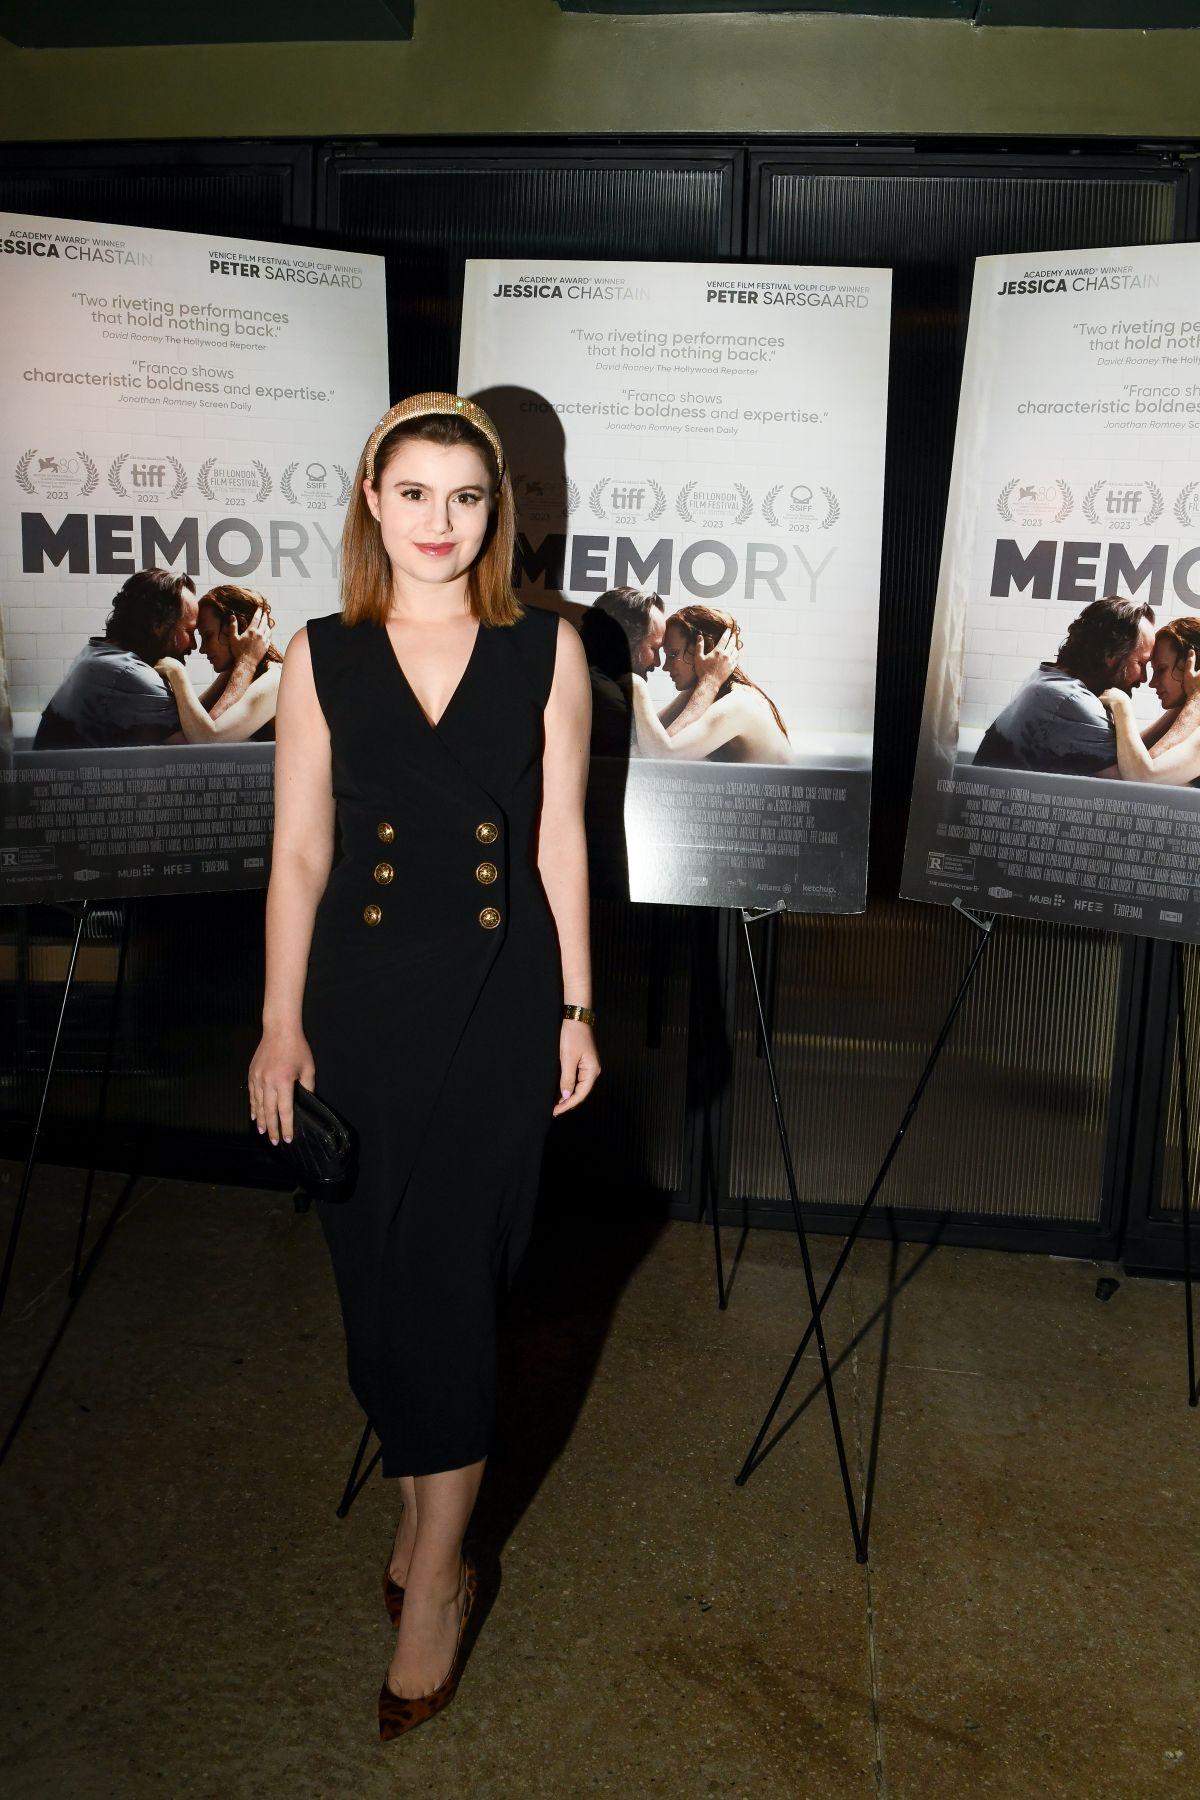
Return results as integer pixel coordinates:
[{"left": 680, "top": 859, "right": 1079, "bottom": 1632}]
[{"left": 340, "top": 410, "right": 522, "bottom": 629}]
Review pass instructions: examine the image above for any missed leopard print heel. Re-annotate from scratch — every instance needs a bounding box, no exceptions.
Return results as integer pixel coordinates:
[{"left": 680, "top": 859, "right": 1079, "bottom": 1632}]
[{"left": 378, "top": 1558, "right": 477, "bottom": 1741}]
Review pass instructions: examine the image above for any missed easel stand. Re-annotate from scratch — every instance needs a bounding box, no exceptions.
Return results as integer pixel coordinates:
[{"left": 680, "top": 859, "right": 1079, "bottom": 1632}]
[
  {"left": 336, "top": 1417, "right": 380, "bottom": 1517},
  {"left": 733, "top": 898, "right": 995, "bottom": 1560},
  {"left": 0, "top": 899, "right": 132, "bottom": 1322},
  {"left": 1169, "top": 941, "right": 1198, "bottom": 1408},
  {"left": 735, "top": 901, "right": 869, "bottom": 1561},
  {"left": 733, "top": 906, "right": 1200, "bottom": 1557}
]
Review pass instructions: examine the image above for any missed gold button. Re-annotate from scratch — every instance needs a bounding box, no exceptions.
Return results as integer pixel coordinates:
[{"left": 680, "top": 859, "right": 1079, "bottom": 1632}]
[
  {"left": 377, "top": 821, "right": 395, "bottom": 844},
  {"left": 373, "top": 861, "right": 394, "bottom": 885},
  {"left": 475, "top": 821, "right": 498, "bottom": 845},
  {"left": 479, "top": 906, "right": 501, "bottom": 930},
  {"left": 475, "top": 861, "right": 498, "bottom": 885},
  {"left": 362, "top": 903, "right": 382, "bottom": 926}
]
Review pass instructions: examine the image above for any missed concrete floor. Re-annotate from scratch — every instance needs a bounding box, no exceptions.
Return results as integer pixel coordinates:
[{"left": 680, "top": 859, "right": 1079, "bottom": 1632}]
[{"left": 0, "top": 1157, "right": 1197, "bottom": 1799}]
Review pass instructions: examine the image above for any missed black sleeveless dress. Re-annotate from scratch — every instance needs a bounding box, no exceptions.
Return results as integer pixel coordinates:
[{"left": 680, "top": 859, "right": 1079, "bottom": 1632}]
[{"left": 301, "top": 605, "right": 563, "bottom": 1477}]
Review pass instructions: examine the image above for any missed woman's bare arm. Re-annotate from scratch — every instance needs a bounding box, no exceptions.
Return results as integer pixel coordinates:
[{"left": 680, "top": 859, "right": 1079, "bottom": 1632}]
[
  {"left": 248, "top": 630, "right": 335, "bottom": 1144},
  {"left": 633, "top": 674, "right": 747, "bottom": 759},
  {"left": 157, "top": 660, "right": 280, "bottom": 743},
  {"left": 538, "top": 617, "right": 600, "bottom": 1117},
  {"left": 656, "top": 691, "right": 691, "bottom": 727},
  {"left": 1102, "top": 689, "right": 1200, "bottom": 784},
  {"left": 1141, "top": 708, "right": 1179, "bottom": 748}
]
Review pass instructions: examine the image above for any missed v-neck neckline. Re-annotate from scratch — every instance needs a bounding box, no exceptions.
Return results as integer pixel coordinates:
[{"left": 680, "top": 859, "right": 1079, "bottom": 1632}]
[{"left": 382, "top": 616, "right": 482, "bottom": 732}]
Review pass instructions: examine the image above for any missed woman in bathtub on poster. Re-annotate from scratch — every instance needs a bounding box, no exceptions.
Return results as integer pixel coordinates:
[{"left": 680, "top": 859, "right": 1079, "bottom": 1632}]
[
  {"left": 629, "top": 602, "right": 792, "bottom": 765},
  {"left": 157, "top": 584, "right": 283, "bottom": 743},
  {"left": 1102, "top": 616, "right": 1200, "bottom": 785}
]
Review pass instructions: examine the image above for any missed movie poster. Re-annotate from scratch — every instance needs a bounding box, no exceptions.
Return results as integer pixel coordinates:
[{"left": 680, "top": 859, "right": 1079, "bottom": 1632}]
[
  {"left": 0, "top": 212, "right": 387, "bottom": 905},
  {"left": 458, "top": 257, "right": 891, "bottom": 913},
  {"left": 904, "top": 242, "right": 1200, "bottom": 944}
]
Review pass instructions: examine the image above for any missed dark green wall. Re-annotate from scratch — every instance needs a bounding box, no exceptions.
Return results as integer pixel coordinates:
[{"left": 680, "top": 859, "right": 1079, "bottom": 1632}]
[{"left": 0, "top": 0, "right": 1197, "bottom": 140}]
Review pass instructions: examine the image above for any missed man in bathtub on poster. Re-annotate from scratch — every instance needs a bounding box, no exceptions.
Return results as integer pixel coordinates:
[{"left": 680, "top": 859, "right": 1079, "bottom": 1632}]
[{"left": 973, "top": 593, "right": 1200, "bottom": 784}]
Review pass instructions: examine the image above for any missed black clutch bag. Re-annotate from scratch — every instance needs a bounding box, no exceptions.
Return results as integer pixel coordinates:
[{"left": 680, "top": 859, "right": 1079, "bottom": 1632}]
[{"left": 267, "top": 1083, "right": 357, "bottom": 1196}]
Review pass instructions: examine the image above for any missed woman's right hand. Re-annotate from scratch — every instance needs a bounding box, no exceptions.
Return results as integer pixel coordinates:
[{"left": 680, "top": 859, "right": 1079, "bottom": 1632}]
[{"left": 248, "top": 1029, "right": 316, "bottom": 1146}]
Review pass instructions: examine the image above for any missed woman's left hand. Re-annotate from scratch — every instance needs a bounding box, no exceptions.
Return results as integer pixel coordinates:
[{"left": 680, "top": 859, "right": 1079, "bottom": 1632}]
[
  {"left": 553, "top": 1019, "right": 601, "bottom": 1116},
  {"left": 229, "top": 605, "right": 272, "bottom": 667},
  {"left": 154, "top": 657, "right": 183, "bottom": 682},
  {"left": 1099, "top": 688, "right": 1131, "bottom": 713},
  {"left": 693, "top": 626, "right": 741, "bottom": 687}
]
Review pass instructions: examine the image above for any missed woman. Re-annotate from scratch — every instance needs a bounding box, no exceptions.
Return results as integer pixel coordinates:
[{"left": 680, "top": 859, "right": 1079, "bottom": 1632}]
[
  {"left": 248, "top": 393, "right": 598, "bottom": 1738},
  {"left": 630, "top": 602, "right": 791, "bottom": 764},
  {"left": 156, "top": 585, "right": 281, "bottom": 742},
  {"left": 1101, "top": 616, "right": 1200, "bottom": 784}
]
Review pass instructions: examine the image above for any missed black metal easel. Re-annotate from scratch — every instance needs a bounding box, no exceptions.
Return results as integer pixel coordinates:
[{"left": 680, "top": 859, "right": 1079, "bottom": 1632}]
[
  {"left": 690, "top": 909, "right": 737, "bottom": 1313},
  {"left": 336, "top": 1417, "right": 382, "bottom": 1517},
  {"left": 733, "top": 900, "right": 870, "bottom": 1561},
  {"left": 1169, "top": 940, "right": 1199, "bottom": 1409},
  {"left": 733, "top": 897, "right": 996, "bottom": 1559},
  {"left": 0, "top": 900, "right": 133, "bottom": 1322}
]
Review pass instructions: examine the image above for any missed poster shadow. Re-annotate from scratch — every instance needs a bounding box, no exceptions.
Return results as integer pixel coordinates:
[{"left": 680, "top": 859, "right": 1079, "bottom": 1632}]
[
  {"left": 468, "top": 1128, "right": 670, "bottom": 1615},
  {"left": 468, "top": 381, "right": 634, "bottom": 902}
]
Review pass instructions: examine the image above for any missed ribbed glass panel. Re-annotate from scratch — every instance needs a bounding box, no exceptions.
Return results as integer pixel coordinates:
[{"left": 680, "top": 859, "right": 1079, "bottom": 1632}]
[
  {"left": 326, "top": 156, "right": 733, "bottom": 394},
  {"left": 730, "top": 900, "right": 1120, "bottom": 1222},
  {"left": 0, "top": 164, "right": 301, "bottom": 234},
  {"left": 1158, "top": 945, "right": 1200, "bottom": 1217}
]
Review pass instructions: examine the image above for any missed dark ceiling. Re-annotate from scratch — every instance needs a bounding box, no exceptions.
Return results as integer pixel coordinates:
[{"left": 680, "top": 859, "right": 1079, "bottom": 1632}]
[
  {"left": 557, "top": 0, "right": 1200, "bottom": 23},
  {"left": 0, "top": 0, "right": 1195, "bottom": 47},
  {"left": 0, "top": 1, "right": 414, "bottom": 47}
]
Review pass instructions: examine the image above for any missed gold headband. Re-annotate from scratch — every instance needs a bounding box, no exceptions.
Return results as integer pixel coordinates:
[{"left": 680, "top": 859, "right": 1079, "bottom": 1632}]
[{"left": 363, "top": 391, "right": 506, "bottom": 483}]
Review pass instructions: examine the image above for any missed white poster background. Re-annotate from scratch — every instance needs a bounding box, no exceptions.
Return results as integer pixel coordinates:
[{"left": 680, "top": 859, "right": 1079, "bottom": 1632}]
[
  {"left": 903, "top": 240, "right": 1200, "bottom": 941},
  {"left": 459, "top": 257, "right": 891, "bottom": 911},
  {"left": 0, "top": 212, "right": 387, "bottom": 901}
]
